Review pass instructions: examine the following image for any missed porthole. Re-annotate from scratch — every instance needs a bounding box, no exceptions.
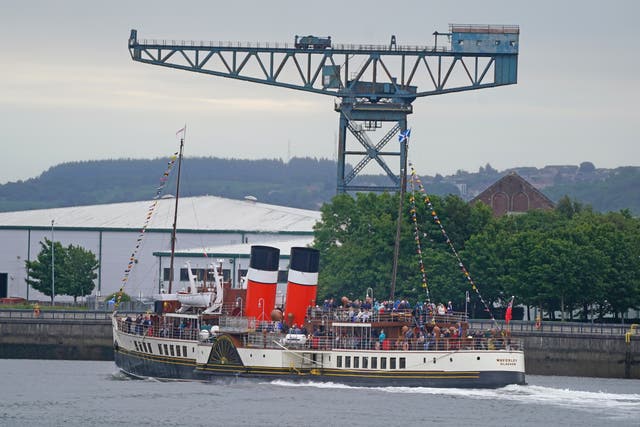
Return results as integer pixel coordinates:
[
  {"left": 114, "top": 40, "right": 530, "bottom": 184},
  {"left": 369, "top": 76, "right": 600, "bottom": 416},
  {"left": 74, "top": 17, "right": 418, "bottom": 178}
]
[
  {"left": 433, "top": 357, "right": 436, "bottom": 364},
  {"left": 477, "top": 356, "right": 480, "bottom": 361},
  {"left": 449, "top": 357, "right": 453, "bottom": 362}
]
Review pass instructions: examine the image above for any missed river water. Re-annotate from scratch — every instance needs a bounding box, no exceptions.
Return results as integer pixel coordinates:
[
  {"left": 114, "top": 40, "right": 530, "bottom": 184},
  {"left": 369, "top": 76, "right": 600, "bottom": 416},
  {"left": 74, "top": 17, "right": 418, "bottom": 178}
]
[{"left": 0, "top": 359, "right": 638, "bottom": 426}]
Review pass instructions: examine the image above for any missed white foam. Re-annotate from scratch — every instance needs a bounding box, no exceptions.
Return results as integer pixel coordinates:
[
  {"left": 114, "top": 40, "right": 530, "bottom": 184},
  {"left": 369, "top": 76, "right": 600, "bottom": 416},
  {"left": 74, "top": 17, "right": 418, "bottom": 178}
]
[{"left": 269, "top": 380, "right": 640, "bottom": 415}]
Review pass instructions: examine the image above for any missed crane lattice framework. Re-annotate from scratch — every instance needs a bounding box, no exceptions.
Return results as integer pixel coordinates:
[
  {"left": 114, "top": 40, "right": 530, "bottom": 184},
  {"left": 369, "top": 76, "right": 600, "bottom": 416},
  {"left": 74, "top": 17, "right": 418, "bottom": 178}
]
[{"left": 128, "top": 24, "right": 519, "bottom": 193}]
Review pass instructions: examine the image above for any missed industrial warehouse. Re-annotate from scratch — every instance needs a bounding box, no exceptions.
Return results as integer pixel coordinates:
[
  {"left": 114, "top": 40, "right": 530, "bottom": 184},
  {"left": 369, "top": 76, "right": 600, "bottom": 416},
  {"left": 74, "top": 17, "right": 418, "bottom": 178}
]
[{"left": 0, "top": 195, "right": 319, "bottom": 302}]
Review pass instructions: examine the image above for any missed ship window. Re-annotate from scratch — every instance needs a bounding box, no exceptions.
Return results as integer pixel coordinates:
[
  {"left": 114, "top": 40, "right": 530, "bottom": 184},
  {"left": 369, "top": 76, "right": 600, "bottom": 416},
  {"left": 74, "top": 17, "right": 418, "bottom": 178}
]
[
  {"left": 158, "top": 344, "right": 163, "bottom": 355},
  {"left": 345, "top": 356, "right": 351, "bottom": 368},
  {"left": 134, "top": 341, "right": 139, "bottom": 351},
  {"left": 353, "top": 357, "right": 359, "bottom": 369},
  {"left": 176, "top": 346, "right": 181, "bottom": 357},
  {"left": 495, "top": 40, "right": 501, "bottom": 45},
  {"left": 147, "top": 343, "right": 152, "bottom": 354},
  {"left": 164, "top": 344, "right": 169, "bottom": 355},
  {"left": 399, "top": 358, "right": 406, "bottom": 369},
  {"left": 337, "top": 355, "right": 342, "bottom": 368},
  {"left": 170, "top": 345, "right": 175, "bottom": 356},
  {"left": 371, "top": 357, "right": 377, "bottom": 369},
  {"left": 381, "top": 358, "right": 387, "bottom": 369},
  {"left": 163, "top": 268, "right": 172, "bottom": 281},
  {"left": 184, "top": 346, "right": 188, "bottom": 356},
  {"left": 362, "top": 357, "right": 368, "bottom": 369},
  {"left": 390, "top": 358, "right": 396, "bottom": 369},
  {"left": 179, "top": 269, "right": 189, "bottom": 281}
]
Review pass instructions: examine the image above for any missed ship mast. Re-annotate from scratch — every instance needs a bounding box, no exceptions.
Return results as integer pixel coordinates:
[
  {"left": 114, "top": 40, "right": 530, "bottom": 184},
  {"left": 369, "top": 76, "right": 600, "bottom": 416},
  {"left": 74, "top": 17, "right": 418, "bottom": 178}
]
[
  {"left": 168, "top": 129, "right": 185, "bottom": 294},
  {"left": 389, "top": 129, "right": 409, "bottom": 301}
]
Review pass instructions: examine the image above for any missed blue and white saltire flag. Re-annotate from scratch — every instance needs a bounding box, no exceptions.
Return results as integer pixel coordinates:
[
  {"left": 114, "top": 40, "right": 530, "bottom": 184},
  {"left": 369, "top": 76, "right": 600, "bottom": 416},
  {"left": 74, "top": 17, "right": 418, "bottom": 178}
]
[{"left": 399, "top": 128, "right": 411, "bottom": 143}]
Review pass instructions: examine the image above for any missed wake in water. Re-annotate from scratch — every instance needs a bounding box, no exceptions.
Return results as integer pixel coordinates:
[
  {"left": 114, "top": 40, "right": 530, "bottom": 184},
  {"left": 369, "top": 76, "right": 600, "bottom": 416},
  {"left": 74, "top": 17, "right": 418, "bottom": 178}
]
[
  {"left": 108, "top": 369, "right": 166, "bottom": 382},
  {"left": 269, "top": 378, "right": 640, "bottom": 419}
]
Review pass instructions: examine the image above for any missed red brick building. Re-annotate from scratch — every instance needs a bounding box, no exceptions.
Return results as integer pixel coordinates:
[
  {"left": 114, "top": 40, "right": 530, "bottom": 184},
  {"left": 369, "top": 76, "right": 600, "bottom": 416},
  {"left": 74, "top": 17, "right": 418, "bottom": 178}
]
[{"left": 470, "top": 172, "right": 555, "bottom": 216}]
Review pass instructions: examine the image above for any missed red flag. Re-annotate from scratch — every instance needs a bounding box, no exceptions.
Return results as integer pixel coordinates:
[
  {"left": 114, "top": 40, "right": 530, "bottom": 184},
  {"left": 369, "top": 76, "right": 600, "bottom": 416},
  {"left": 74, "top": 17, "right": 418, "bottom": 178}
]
[{"left": 505, "top": 297, "right": 514, "bottom": 324}]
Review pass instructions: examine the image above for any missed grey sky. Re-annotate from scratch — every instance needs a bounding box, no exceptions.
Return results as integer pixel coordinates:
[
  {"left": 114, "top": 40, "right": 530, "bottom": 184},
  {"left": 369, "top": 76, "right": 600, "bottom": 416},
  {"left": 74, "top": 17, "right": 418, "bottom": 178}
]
[{"left": 1, "top": 0, "right": 638, "bottom": 184}]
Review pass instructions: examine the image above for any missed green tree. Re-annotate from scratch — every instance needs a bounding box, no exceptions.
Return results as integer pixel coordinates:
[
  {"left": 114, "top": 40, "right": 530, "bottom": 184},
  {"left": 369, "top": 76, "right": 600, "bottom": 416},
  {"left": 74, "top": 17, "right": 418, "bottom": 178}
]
[
  {"left": 25, "top": 239, "right": 65, "bottom": 303},
  {"left": 61, "top": 244, "right": 99, "bottom": 303},
  {"left": 313, "top": 192, "right": 494, "bottom": 306},
  {"left": 26, "top": 239, "right": 99, "bottom": 302}
]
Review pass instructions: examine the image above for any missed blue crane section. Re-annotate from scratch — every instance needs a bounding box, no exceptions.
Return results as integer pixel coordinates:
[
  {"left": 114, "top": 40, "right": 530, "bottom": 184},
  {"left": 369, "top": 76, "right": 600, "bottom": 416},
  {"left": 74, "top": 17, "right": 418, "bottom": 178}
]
[{"left": 128, "top": 24, "right": 519, "bottom": 193}]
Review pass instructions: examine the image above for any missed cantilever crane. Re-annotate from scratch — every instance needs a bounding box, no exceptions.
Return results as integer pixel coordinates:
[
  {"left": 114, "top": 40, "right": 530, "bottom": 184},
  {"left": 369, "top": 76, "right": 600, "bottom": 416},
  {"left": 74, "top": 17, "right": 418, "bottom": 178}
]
[{"left": 128, "top": 25, "right": 519, "bottom": 193}]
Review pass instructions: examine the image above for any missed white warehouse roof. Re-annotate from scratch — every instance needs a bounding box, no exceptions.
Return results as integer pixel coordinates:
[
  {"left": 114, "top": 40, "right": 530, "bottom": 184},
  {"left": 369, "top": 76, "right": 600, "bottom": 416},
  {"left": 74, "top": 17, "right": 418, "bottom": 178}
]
[{"left": 0, "top": 196, "right": 321, "bottom": 233}]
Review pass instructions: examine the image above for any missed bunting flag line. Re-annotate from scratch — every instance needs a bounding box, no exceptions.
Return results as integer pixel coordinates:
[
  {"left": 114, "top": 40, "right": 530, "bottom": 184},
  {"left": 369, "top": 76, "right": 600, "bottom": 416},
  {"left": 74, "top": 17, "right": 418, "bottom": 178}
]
[
  {"left": 409, "top": 161, "right": 502, "bottom": 330},
  {"left": 114, "top": 150, "right": 180, "bottom": 311},
  {"left": 408, "top": 169, "right": 431, "bottom": 303}
]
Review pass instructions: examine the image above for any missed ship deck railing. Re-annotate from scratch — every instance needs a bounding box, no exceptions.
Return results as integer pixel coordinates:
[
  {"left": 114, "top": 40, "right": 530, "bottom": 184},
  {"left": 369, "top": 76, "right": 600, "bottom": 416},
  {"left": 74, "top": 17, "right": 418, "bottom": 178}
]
[
  {"left": 307, "top": 307, "right": 468, "bottom": 325},
  {"left": 244, "top": 331, "right": 524, "bottom": 352},
  {"left": 115, "top": 318, "right": 200, "bottom": 341}
]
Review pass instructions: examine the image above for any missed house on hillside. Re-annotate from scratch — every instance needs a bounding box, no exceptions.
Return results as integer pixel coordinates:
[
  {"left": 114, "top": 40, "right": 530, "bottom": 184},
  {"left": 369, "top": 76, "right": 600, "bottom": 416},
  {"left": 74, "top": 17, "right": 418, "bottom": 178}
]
[{"left": 469, "top": 172, "right": 555, "bottom": 216}]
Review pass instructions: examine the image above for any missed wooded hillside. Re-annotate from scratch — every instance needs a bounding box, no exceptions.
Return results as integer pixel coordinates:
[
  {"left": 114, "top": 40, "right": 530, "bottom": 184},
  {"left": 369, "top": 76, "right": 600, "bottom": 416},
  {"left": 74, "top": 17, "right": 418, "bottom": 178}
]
[{"left": 0, "top": 158, "right": 638, "bottom": 214}]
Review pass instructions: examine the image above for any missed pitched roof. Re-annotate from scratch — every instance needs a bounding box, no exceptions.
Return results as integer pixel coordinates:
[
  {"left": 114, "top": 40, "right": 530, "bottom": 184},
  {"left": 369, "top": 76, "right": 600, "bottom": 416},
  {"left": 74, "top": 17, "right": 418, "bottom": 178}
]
[
  {"left": 470, "top": 172, "right": 555, "bottom": 215},
  {"left": 0, "top": 196, "right": 320, "bottom": 233}
]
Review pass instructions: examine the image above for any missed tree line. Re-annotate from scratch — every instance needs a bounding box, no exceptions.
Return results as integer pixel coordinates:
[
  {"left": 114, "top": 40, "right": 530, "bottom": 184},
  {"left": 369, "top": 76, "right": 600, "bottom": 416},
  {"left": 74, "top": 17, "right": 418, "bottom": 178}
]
[{"left": 312, "top": 193, "right": 640, "bottom": 321}]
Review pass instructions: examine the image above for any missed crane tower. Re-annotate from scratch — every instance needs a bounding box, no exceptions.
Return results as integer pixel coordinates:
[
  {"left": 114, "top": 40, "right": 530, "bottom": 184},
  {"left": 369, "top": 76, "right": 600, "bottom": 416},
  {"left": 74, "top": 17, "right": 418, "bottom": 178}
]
[{"left": 128, "top": 25, "right": 519, "bottom": 193}]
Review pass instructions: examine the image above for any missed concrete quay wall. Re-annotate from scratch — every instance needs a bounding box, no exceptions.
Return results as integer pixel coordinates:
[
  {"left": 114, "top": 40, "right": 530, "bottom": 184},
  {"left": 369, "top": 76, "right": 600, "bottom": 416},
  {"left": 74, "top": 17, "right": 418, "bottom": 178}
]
[
  {"left": 0, "top": 318, "right": 113, "bottom": 360},
  {"left": 521, "top": 332, "right": 639, "bottom": 379}
]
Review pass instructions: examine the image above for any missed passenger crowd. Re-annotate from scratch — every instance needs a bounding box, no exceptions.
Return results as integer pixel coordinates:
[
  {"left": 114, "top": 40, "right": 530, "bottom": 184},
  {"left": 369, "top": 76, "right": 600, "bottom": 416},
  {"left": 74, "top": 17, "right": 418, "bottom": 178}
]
[{"left": 118, "top": 295, "right": 517, "bottom": 352}]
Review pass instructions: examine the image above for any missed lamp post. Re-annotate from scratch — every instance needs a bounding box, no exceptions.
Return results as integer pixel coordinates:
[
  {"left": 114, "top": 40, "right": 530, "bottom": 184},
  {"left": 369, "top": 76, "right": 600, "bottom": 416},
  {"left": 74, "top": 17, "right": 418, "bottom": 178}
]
[
  {"left": 465, "top": 291, "right": 469, "bottom": 320},
  {"left": 51, "top": 219, "right": 55, "bottom": 306}
]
